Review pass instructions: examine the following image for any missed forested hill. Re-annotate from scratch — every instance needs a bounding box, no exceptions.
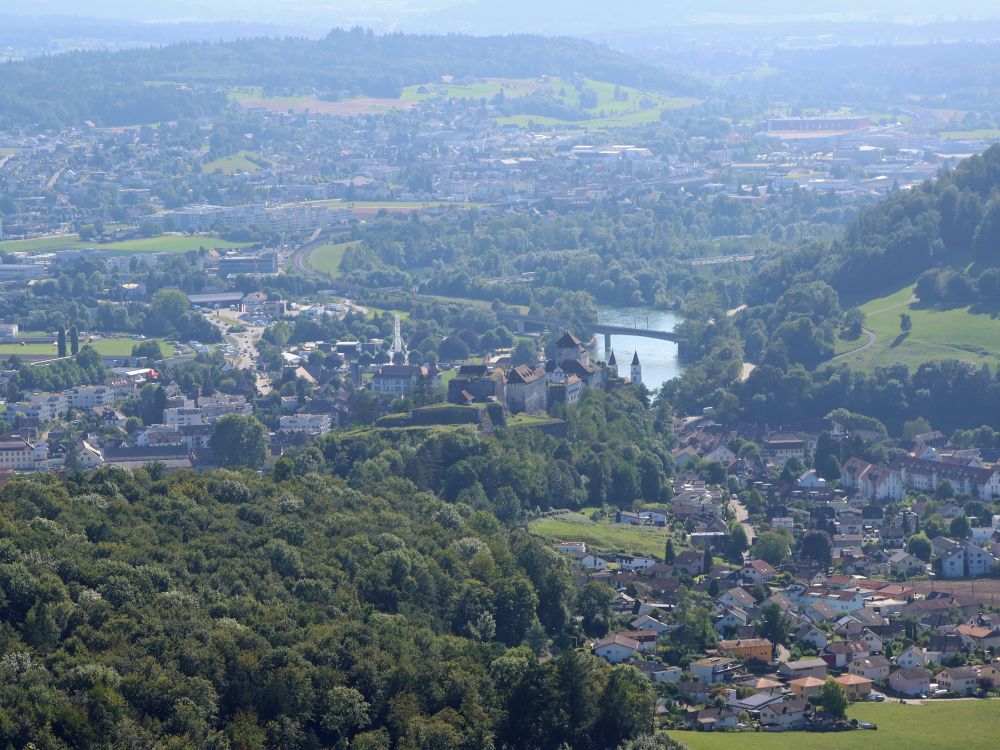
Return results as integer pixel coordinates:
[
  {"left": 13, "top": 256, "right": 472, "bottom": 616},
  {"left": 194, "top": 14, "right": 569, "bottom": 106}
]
[
  {"left": 0, "top": 387, "right": 675, "bottom": 747},
  {"left": 751, "top": 144, "right": 1000, "bottom": 305},
  {"left": 0, "top": 28, "right": 689, "bottom": 128}
]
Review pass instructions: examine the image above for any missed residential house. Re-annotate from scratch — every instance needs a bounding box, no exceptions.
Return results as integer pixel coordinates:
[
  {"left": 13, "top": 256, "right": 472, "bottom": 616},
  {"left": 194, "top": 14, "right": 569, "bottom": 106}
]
[
  {"left": 778, "top": 658, "right": 827, "bottom": 681},
  {"left": 888, "top": 667, "right": 931, "bottom": 697},
  {"left": 956, "top": 623, "right": 1000, "bottom": 651},
  {"left": 714, "top": 606, "right": 750, "bottom": 634},
  {"left": 848, "top": 655, "right": 890, "bottom": 683},
  {"left": 822, "top": 640, "right": 869, "bottom": 668},
  {"left": 936, "top": 666, "right": 979, "bottom": 696},
  {"left": 833, "top": 674, "right": 873, "bottom": 700},
  {"left": 759, "top": 698, "right": 809, "bottom": 729},
  {"left": 690, "top": 656, "right": 740, "bottom": 685},
  {"left": 718, "top": 638, "right": 773, "bottom": 663},
  {"left": 979, "top": 662, "right": 1000, "bottom": 688},
  {"left": 939, "top": 539, "right": 997, "bottom": 578},
  {"left": 569, "top": 551, "right": 608, "bottom": 570},
  {"left": 746, "top": 677, "right": 785, "bottom": 696},
  {"left": 673, "top": 550, "right": 705, "bottom": 576},
  {"left": 794, "top": 622, "right": 829, "bottom": 650},
  {"left": 896, "top": 646, "right": 939, "bottom": 669},
  {"left": 741, "top": 559, "right": 777, "bottom": 584},
  {"left": 788, "top": 676, "right": 826, "bottom": 700},
  {"left": 717, "top": 587, "right": 756, "bottom": 610},
  {"left": 690, "top": 707, "right": 738, "bottom": 732},
  {"left": 887, "top": 550, "right": 925, "bottom": 577},
  {"left": 630, "top": 615, "right": 670, "bottom": 635},
  {"left": 592, "top": 634, "right": 640, "bottom": 663}
]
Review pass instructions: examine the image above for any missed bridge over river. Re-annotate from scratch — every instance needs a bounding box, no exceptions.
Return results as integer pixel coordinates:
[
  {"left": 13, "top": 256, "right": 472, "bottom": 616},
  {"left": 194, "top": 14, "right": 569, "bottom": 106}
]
[{"left": 502, "top": 313, "right": 679, "bottom": 350}]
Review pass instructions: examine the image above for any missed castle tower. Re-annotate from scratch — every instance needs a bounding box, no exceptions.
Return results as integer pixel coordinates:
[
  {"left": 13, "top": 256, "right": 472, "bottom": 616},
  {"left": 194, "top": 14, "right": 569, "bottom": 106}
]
[
  {"left": 608, "top": 350, "right": 618, "bottom": 378},
  {"left": 630, "top": 351, "right": 642, "bottom": 386}
]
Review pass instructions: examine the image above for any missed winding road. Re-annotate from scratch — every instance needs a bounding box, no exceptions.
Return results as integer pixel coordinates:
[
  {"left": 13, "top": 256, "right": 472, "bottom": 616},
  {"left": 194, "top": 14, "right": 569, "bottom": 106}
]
[{"left": 831, "top": 328, "right": 876, "bottom": 361}]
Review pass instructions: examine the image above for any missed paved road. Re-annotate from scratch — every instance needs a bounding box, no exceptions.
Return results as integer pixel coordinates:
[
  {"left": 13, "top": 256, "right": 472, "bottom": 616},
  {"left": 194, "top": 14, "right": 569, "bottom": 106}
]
[
  {"left": 729, "top": 495, "right": 756, "bottom": 546},
  {"left": 831, "top": 328, "right": 876, "bottom": 361}
]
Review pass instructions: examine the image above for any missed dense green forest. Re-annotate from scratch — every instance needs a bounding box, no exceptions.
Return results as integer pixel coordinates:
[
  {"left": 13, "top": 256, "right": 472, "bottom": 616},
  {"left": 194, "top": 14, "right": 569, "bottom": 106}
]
[
  {"left": 0, "top": 29, "right": 690, "bottom": 128},
  {"left": 0, "top": 389, "right": 678, "bottom": 748},
  {"left": 751, "top": 144, "right": 1000, "bottom": 303}
]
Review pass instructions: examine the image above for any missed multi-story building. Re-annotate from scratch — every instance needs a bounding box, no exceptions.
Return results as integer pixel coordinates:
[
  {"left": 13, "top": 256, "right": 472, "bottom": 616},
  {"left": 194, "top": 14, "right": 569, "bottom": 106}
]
[
  {"left": 69, "top": 385, "right": 116, "bottom": 409},
  {"left": 371, "top": 365, "right": 427, "bottom": 396},
  {"left": 9, "top": 392, "right": 69, "bottom": 423},
  {"left": 0, "top": 435, "right": 47, "bottom": 470},
  {"left": 197, "top": 395, "right": 252, "bottom": 423},
  {"left": 164, "top": 407, "right": 205, "bottom": 427},
  {"left": 278, "top": 414, "right": 333, "bottom": 434}
]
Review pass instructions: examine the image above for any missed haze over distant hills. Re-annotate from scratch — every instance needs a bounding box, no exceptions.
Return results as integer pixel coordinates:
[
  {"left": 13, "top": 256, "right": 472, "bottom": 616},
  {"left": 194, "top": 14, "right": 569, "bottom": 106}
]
[{"left": 11, "top": 0, "right": 1000, "bottom": 33}]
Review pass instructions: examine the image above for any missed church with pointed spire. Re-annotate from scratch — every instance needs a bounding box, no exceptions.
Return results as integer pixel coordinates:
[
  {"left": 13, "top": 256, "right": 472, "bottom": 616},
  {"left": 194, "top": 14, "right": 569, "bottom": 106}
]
[{"left": 630, "top": 351, "right": 642, "bottom": 386}]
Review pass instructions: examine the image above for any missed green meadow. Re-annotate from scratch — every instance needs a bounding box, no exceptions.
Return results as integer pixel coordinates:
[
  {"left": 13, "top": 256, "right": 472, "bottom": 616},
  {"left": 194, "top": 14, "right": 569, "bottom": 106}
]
[{"left": 832, "top": 283, "right": 1000, "bottom": 371}]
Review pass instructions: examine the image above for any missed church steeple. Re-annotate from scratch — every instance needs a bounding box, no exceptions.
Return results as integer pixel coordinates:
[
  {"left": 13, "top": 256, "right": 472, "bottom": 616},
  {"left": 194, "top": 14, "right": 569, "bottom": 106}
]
[
  {"left": 607, "top": 350, "right": 618, "bottom": 378},
  {"left": 630, "top": 351, "right": 642, "bottom": 386}
]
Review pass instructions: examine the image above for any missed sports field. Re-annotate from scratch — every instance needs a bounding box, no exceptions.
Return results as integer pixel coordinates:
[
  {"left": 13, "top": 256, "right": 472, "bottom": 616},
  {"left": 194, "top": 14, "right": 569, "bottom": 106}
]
[
  {"left": 0, "top": 337, "right": 176, "bottom": 357},
  {"left": 0, "top": 234, "right": 250, "bottom": 256}
]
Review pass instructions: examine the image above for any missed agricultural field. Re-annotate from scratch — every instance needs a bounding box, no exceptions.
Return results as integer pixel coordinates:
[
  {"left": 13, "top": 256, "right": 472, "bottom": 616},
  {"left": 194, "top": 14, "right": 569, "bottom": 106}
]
[
  {"left": 232, "top": 86, "right": 416, "bottom": 116},
  {"left": 203, "top": 150, "right": 271, "bottom": 175},
  {"left": 230, "top": 77, "right": 695, "bottom": 129},
  {"left": 0, "top": 336, "right": 177, "bottom": 357},
  {"left": 676, "top": 700, "right": 1000, "bottom": 750},
  {"left": 308, "top": 241, "right": 359, "bottom": 277},
  {"left": 528, "top": 509, "right": 674, "bottom": 558},
  {"left": 408, "top": 76, "right": 697, "bottom": 130},
  {"left": 832, "top": 283, "right": 1000, "bottom": 371}
]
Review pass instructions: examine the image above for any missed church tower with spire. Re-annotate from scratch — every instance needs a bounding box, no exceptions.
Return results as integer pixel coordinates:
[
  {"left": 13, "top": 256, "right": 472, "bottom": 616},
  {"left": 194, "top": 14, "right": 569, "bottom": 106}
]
[
  {"left": 607, "top": 350, "right": 618, "bottom": 378},
  {"left": 630, "top": 351, "right": 642, "bottom": 386}
]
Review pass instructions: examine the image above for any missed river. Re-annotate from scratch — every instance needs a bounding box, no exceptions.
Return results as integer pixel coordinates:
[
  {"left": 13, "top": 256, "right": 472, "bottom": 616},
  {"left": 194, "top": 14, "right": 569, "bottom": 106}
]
[{"left": 588, "top": 306, "right": 683, "bottom": 393}]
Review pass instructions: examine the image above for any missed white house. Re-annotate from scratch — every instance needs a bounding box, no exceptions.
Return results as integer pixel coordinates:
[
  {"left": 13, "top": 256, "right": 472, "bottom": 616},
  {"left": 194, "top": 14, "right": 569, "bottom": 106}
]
[
  {"left": 593, "top": 634, "right": 640, "bottom": 663},
  {"left": 848, "top": 655, "right": 890, "bottom": 683},
  {"left": 630, "top": 615, "right": 670, "bottom": 635}
]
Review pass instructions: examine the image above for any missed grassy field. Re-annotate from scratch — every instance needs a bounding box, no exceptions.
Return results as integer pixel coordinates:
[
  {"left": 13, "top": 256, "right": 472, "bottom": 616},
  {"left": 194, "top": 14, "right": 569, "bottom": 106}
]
[
  {"left": 414, "top": 293, "right": 530, "bottom": 315},
  {"left": 404, "top": 76, "right": 696, "bottom": 130},
  {"left": 676, "top": 700, "right": 1000, "bottom": 750},
  {"left": 0, "top": 235, "right": 81, "bottom": 253},
  {"left": 203, "top": 150, "right": 270, "bottom": 175},
  {"left": 0, "top": 233, "right": 249, "bottom": 256},
  {"left": 0, "top": 337, "right": 176, "bottom": 357},
  {"left": 308, "top": 241, "right": 359, "bottom": 277},
  {"left": 831, "top": 283, "right": 1000, "bottom": 371},
  {"left": 528, "top": 510, "right": 672, "bottom": 558},
  {"left": 939, "top": 128, "right": 1000, "bottom": 141}
]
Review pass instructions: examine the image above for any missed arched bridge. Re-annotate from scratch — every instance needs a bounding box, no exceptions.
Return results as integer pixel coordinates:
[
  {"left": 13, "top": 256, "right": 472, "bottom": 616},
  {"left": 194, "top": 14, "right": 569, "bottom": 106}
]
[{"left": 502, "top": 314, "right": 679, "bottom": 346}]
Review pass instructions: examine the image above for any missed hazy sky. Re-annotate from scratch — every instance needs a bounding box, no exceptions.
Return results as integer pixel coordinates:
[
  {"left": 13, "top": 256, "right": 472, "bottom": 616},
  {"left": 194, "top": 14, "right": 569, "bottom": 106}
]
[{"left": 12, "top": 1, "right": 1000, "bottom": 33}]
